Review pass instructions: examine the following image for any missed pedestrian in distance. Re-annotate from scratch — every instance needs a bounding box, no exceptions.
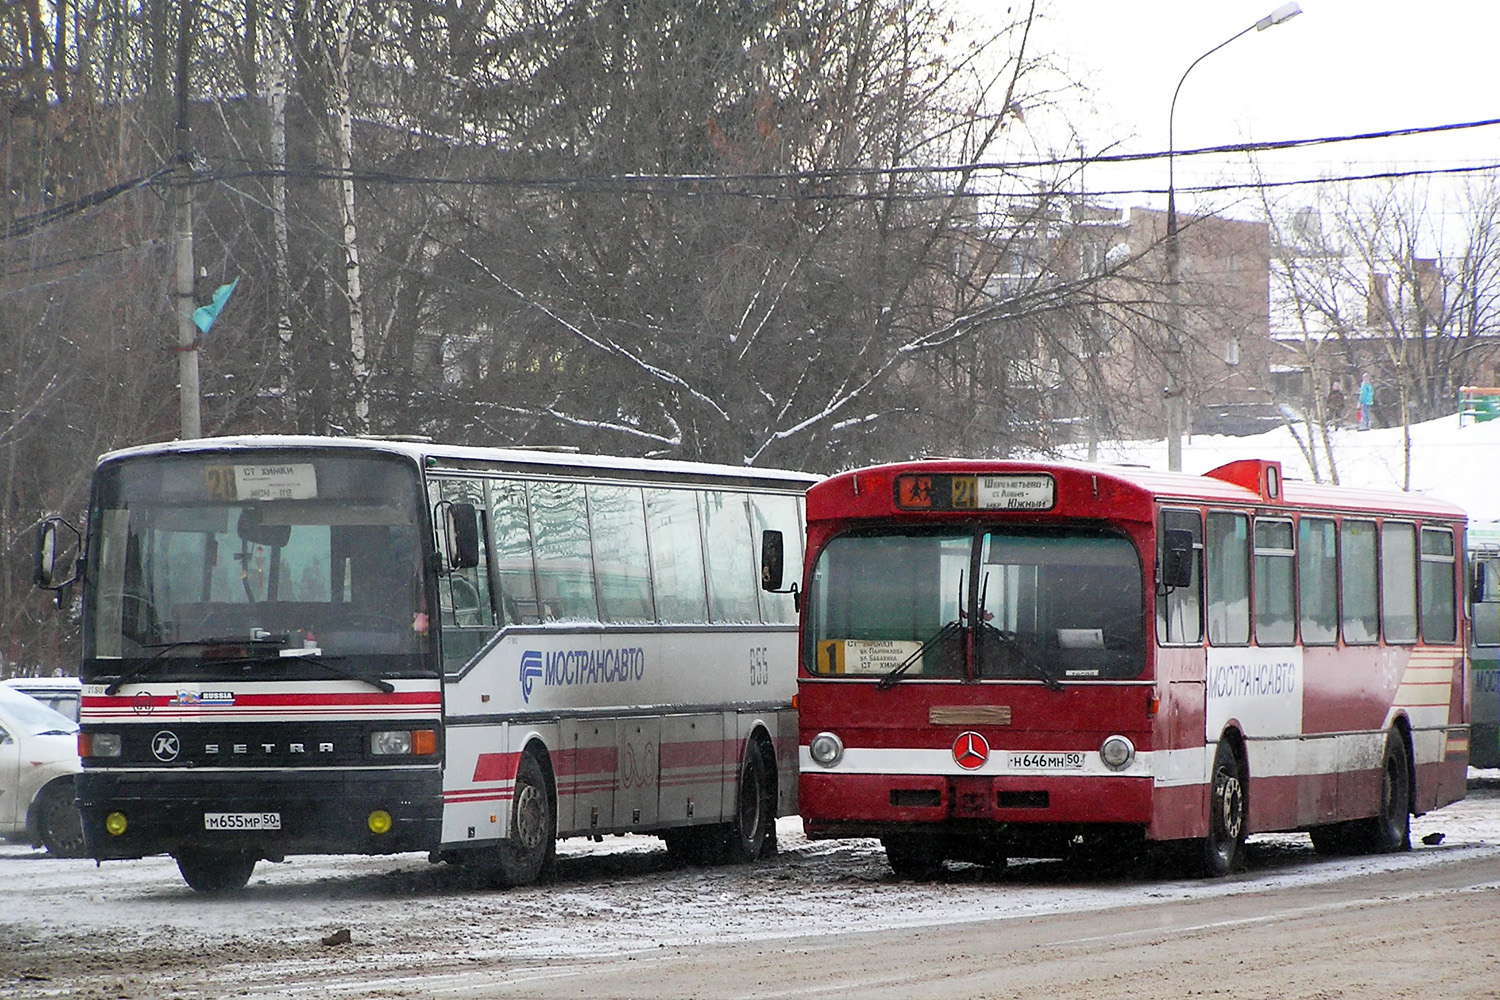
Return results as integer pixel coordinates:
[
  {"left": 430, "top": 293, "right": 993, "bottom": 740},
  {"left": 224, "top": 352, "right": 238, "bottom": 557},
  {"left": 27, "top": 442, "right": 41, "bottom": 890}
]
[
  {"left": 1357, "top": 373, "right": 1374, "bottom": 431},
  {"left": 1326, "top": 381, "right": 1345, "bottom": 428}
]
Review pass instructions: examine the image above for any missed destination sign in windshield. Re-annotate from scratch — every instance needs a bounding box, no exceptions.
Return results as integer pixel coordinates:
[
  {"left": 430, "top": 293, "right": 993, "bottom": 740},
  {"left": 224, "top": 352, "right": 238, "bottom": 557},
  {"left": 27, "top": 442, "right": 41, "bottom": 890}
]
[{"left": 894, "top": 473, "right": 1056, "bottom": 511}]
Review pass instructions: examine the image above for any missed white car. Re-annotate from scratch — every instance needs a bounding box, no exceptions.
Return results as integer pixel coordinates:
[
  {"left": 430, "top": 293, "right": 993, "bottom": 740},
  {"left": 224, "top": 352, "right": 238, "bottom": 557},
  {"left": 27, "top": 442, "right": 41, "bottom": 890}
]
[
  {"left": 0, "top": 685, "right": 85, "bottom": 856},
  {"left": 1, "top": 676, "right": 82, "bottom": 721}
]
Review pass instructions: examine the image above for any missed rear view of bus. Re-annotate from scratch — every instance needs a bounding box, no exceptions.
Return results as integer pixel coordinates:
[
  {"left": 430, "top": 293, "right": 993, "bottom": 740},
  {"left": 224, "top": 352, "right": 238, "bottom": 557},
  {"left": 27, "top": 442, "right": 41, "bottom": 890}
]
[{"left": 777, "top": 459, "right": 1470, "bottom": 877}]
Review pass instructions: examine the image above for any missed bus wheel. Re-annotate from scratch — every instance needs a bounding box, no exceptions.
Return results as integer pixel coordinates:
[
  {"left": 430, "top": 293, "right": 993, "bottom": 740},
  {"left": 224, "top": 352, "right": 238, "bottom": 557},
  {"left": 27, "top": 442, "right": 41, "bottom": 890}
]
[
  {"left": 492, "top": 751, "right": 556, "bottom": 886},
  {"left": 1348, "top": 730, "right": 1412, "bottom": 854},
  {"left": 725, "top": 740, "right": 774, "bottom": 864},
  {"left": 882, "top": 835, "right": 944, "bottom": 879},
  {"left": 1200, "top": 740, "right": 1247, "bottom": 877},
  {"left": 36, "top": 782, "right": 87, "bottom": 858},
  {"left": 177, "top": 849, "right": 257, "bottom": 892}
]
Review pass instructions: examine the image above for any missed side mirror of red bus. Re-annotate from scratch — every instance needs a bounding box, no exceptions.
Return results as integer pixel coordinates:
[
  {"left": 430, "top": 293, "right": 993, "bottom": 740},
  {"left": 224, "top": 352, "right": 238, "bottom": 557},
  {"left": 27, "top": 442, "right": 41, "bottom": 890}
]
[
  {"left": 1473, "top": 560, "right": 1491, "bottom": 604},
  {"left": 761, "top": 530, "right": 785, "bottom": 591},
  {"left": 444, "top": 502, "right": 481, "bottom": 570},
  {"left": 760, "top": 529, "right": 801, "bottom": 611},
  {"left": 1161, "top": 529, "right": 1195, "bottom": 590}
]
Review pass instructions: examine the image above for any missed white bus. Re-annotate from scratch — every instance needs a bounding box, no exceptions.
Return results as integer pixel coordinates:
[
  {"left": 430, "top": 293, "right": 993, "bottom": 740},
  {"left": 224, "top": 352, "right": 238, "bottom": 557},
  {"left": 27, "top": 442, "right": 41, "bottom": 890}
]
[{"left": 35, "top": 436, "right": 815, "bottom": 891}]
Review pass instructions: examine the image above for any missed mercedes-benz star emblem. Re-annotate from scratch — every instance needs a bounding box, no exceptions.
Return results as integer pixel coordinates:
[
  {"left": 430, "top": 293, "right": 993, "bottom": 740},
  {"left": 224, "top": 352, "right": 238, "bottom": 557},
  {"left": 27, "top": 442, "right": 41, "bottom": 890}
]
[
  {"left": 952, "top": 731, "right": 990, "bottom": 770},
  {"left": 151, "top": 730, "right": 181, "bottom": 762}
]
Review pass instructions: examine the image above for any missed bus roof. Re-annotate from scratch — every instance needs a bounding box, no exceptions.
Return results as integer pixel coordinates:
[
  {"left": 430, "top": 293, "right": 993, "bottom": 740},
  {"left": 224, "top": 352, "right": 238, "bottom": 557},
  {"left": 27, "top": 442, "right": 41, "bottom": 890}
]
[
  {"left": 95, "top": 435, "right": 821, "bottom": 492},
  {"left": 807, "top": 457, "right": 1468, "bottom": 524}
]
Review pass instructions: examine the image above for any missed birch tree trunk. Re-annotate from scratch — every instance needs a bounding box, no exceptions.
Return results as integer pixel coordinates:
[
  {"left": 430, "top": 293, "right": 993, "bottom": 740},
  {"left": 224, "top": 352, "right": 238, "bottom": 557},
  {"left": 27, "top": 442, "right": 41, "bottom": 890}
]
[
  {"left": 267, "top": 7, "right": 295, "bottom": 422},
  {"left": 329, "top": 0, "right": 367, "bottom": 432}
]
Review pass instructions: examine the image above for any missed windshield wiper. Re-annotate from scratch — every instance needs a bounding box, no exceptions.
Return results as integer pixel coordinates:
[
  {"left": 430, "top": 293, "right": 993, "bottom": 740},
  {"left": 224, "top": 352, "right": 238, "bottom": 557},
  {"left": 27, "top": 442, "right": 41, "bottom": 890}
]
[
  {"left": 296, "top": 655, "right": 395, "bottom": 694},
  {"left": 105, "top": 636, "right": 288, "bottom": 695},
  {"left": 167, "top": 647, "right": 397, "bottom": 695},
  {"left": 876, "top": 618, "right": 964, "bottom": 690},
  {"left": 978, "top": 624, "right": 1064, "bottom": 691},
  {"left": 878, "top": 569, "right": 970, "bottom": 690}
]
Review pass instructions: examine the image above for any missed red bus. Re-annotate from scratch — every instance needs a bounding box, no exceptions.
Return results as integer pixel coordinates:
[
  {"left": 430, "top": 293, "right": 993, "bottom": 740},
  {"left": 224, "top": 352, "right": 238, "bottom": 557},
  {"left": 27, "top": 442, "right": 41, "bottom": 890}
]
[{"left": 761, "top": 458, "right": 1470, "bottom": 876}]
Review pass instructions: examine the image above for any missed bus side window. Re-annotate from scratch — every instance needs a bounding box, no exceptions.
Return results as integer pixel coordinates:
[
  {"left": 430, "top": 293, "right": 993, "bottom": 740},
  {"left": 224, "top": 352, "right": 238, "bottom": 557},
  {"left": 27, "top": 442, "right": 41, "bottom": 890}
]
[
  {"left": 1475, "top": 556, "right": 1500, "bottom": 646},
  {"left": 1158, "top": 508, "right": 1203, "bottom": 645},
  {"left": 702, "top": 491, "right": 759, "bottom": 623},
  {"left": 1342, "top": 520, "right": 1379, "bottom": 644},
  {"left": 752, "top": 494, "right": 804, "bottom": 625},
  {"left": 645, "top": 488, "right": 709, "bottom": 624},
  {"left": 1381, "top": 522, "right": 1418, "bottom": 644},
  {"left": 1298, "top": 517, "right": 1339, "bottom": 645},
  {"left": 491, "top": 479, "right": 540, "bottom": 625},
  {"left": 1419, "top": 526, "right": 1457, "bottom": 644},
  {"left": 530, "top": 481, "right": 599, "bottom": 621},
  {"left": 1253, "top": 519, "right": 1296, "bottom": 646},
  {"left": 588, "top": 484, "right": 654, "bottom": 624},
  {"left": 1206, "top": 511, "right": 1250, "bottom": 645}
]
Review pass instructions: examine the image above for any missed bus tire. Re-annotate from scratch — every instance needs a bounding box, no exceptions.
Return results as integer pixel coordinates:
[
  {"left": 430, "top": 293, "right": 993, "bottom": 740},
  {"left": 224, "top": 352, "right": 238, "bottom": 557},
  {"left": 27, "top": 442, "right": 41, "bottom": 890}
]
[
  {"left": 491, "top": 750, "right": 556, "bottom": 886},
  {"left": 36, "top": 781, "right": 87, "bottom": 858},
  {"left": 1348, "top": 729, "right": 1412, "bottom": 854},
  {"left": 724, "top": 739, "right": 775, "bottom": 864},
  {"left": 1199, "top": 739, "right": 1247, "bottom": 877},
  {"left": 177, "top": 849, "right": 257, "bottom": 892},
  {"left": 882, "top": 835, "right": 944, "bottom": 879}
]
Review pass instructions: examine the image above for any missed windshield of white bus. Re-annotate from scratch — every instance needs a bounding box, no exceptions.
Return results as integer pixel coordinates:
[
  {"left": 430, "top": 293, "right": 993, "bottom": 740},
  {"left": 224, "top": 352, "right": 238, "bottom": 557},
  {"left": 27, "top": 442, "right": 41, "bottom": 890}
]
[
  {"left": 82, "top": 451, "right": 430, "bottom": 678},
  {"left": 806, "top": 527, "right": 1145, "bottom": 681}
]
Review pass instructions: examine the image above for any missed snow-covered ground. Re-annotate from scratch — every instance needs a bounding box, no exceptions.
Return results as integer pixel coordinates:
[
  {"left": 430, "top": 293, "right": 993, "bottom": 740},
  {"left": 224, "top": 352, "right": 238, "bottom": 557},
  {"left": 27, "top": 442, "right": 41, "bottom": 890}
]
[
  {"left": 1054, "top": 413, "right": 1500, "bottom": 524},
  {"left": 2, "top": 775, "right": 1496, "bottom": 966}
]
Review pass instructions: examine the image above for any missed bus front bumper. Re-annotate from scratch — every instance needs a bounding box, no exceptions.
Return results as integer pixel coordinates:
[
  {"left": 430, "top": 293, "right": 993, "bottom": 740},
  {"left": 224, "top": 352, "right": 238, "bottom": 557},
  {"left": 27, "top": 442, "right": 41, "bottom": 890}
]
[
  {"left": 799, "top": 770, "right": 1154, "bottom": 838},
  {"left": 76, "top": 768, "right": 444, "bottom": 861}
]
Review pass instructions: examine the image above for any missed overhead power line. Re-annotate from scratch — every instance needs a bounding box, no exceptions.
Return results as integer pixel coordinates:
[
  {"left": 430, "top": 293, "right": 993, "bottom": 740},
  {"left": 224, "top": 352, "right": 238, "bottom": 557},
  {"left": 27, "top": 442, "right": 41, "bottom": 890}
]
[
  {"left": 6, "top": 118, "right": 1500, "bottom": 245},
  {"left": 207, "top": 115, "right": 1500, "bottom": 191}
]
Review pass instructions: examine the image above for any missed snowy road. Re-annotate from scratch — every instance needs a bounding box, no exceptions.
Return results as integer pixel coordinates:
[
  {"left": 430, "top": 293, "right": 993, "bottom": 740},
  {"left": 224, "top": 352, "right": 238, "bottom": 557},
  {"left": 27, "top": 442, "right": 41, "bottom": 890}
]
[{"left": 3, "top": 778, "right": 1497, "bottom": 998}]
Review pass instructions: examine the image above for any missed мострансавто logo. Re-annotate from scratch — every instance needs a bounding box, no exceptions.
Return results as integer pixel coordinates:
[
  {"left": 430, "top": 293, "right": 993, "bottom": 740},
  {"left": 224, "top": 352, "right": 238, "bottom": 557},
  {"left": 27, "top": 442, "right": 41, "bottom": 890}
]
[
  {"left": 519, "top": 647, "right": 645, "bottom": 703},
  {"left": 519, "top": 650, "right": 543, "bottom": 702}
]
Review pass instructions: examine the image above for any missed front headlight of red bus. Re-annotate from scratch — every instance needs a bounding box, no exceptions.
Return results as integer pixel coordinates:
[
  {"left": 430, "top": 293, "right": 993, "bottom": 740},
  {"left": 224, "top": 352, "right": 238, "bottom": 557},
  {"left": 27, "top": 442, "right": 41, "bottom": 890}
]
[
  {"left": 1099, "top": 734, "right": 1135, "bottom": 771},
  {"left": 809, "top": 731, "right": 844, "bottom": 767}
]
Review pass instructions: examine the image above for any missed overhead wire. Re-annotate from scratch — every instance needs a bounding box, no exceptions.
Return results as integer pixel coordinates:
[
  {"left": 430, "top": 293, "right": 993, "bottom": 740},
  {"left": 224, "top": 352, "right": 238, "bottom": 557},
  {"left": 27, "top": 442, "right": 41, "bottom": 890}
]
[{"left": 5, "top": 117, "right": 1500, "bottom": 244}]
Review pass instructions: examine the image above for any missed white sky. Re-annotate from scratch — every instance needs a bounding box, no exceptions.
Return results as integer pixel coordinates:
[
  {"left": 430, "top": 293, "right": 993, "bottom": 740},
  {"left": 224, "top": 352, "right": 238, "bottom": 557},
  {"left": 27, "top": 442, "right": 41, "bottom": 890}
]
[{"left": 977, "top": 1, "right": 1500, "bottom": 218}]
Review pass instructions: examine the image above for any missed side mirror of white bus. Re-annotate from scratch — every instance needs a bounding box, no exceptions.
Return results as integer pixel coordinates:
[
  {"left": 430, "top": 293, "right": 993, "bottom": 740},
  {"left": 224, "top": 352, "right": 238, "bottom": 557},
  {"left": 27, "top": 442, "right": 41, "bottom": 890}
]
[
  {"left": 34, "top": 517, "right": 81, "bottom": 604},
  {"left": 444, "top": 502, "right": 481, "bottom": 570},
  {"left": 1473, "top": 560, "right": 1493, "bottom": 605}
]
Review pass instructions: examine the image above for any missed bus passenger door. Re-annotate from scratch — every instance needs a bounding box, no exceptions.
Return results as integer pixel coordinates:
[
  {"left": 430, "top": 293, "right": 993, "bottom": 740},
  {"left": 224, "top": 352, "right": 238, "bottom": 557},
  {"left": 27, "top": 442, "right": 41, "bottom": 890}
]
[
  {"left": 617, "top": 718, "right": 660, "bottom": 830},
  {"left": 559, "top": 719, "right": 618, "bottom": 836}
]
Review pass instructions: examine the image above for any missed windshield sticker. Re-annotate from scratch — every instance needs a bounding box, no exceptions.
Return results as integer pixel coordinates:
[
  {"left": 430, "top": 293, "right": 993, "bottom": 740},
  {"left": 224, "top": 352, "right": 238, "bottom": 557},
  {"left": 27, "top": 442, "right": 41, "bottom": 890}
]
[{"left": 818, "top": 639, "right": 923, "bottom": 675}]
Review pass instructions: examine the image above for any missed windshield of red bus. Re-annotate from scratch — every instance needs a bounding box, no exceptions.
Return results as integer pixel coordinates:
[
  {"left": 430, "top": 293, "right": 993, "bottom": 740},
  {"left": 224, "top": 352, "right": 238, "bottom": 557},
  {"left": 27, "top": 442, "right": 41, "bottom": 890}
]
[
  {"left": 805, "top": 527, "right": 1145, "bottom": 681},
  {"left": 81, "top": 451, "right": 431, "bottom": 679}
]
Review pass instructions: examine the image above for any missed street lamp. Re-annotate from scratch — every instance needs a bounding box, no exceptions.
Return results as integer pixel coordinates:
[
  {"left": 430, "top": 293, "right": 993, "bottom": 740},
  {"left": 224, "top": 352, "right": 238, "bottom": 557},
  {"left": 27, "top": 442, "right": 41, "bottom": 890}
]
[{"left": 1163, "top": 1, "right": 1302, "bottom": 471}]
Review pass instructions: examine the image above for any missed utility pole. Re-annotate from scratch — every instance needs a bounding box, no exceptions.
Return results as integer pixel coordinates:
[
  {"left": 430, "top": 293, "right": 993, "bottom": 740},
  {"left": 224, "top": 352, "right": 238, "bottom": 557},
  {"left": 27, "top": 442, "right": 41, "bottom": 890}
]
[{"left": 173, "top": 0, "right": 201, "bottom": 440}]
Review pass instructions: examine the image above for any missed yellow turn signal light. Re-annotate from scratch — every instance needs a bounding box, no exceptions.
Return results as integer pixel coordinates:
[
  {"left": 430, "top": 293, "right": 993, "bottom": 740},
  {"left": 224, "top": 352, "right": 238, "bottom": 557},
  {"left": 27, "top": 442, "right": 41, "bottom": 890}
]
[
  {"left": 105, "top": 812, "right": 129, "bottom": 836},
  {"left": 367, "top": 810, "right": 393, "bottom": 835}
]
